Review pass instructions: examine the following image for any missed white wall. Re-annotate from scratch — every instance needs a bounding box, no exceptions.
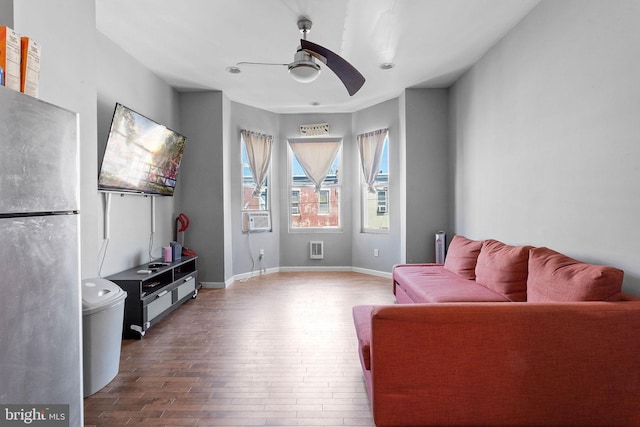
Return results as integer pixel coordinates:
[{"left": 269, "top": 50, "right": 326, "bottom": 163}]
[{"left": 451, "top": 0, "right": 640, "bottom": 293}]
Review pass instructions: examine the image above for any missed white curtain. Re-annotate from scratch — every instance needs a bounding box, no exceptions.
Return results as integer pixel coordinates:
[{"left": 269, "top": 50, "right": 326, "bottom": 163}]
[
  {"left": 288, "top": 137, "right": 342, "bottom": 192},
  {"left": 241, "top": 130, "right": 273, "bottom": 197},
  {"left": 357, "top": 129, "right": 388, "bottom": 193}
]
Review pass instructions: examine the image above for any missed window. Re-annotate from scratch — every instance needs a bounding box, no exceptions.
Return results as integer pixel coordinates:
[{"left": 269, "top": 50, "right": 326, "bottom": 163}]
[
  {"left": 291, "top": 190, "right": 300, "bottom": 215},
  {"left": 288, "top": 137, "right": 342, "bottom": 230},
  {"left": 241, "top": 131, "right": 272, "bottom": 212},
  {"left": 318, "top": 190, "right": 330, "bottom": 214},
  {"left": 377, "top": 190, "right": 388, "bottom": 214},
  {"left": 359, "top": 129, "right": 389, "bottom": 232}
]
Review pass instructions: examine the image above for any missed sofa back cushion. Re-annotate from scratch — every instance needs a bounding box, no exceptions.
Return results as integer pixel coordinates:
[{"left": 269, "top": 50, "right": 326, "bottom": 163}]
[
  {"left": 527, "top": 247, "right": 624, "bottom": 302},
  {"left": 475, "top": 239, "right": 531, "bottom": 301},
  {"left": 443, "top": 235, "right": 483, "bottom": 280}
]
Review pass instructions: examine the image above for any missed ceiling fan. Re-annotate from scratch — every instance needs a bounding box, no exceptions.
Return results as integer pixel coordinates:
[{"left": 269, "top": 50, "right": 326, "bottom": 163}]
[{"left": 237, "top": 18, "right": 366, "bottom": 96}]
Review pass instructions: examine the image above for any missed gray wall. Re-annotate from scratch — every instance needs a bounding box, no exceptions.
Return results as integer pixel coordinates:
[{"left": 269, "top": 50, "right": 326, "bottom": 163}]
[
  {"left": 96, "top": 32, "right": 182, "bottom": 276},
  {"left": 405, "top": 89, "right": 450, "bottom": 263},
  {"left": 0, "top": 1, "right": 12, "bottom": 26},
  {"left": 450, "top": 0, "right": 640, "bottom": 294},
  {"left": 278, "top": 113, "right": 354, "bottom": 269},
  {"left": 229, "top": 101, "right": 280, "bottom": 276},
  {"left": 351, "top": 97, "right": 403, "bottom": 272},
  {"left": 179, "top": 91, "right": 225, "bottom": 285}
]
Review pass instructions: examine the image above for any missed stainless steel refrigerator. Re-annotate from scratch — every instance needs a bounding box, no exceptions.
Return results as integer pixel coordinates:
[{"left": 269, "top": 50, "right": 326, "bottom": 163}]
[{"left": 0, "top": 87, "right": 82, "bottom": 425}]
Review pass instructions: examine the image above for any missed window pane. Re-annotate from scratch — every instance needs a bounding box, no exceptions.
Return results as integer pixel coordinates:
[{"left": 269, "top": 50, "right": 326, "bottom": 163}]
[
  {"left": 291, "top": 154, "right": 340, "bottom": 186},
  {"left": 290, "top": 187, "right": 340, "bottom": 228}
]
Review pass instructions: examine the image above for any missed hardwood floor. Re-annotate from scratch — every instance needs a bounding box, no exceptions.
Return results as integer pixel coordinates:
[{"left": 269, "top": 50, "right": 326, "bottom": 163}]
[{"left": 84, "top": 272, "right": 395, "bottom": 426}]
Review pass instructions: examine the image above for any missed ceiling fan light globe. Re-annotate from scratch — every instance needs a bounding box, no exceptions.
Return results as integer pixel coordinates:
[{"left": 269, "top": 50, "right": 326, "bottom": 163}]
[{"left": 289, "top": 62, "right": 321, "bottom": 83}]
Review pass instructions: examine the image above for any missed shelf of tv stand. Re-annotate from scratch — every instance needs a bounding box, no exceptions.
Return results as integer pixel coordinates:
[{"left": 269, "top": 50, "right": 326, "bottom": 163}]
[{"left": 106, "top": 256, "right": 198, "bottom": 339}]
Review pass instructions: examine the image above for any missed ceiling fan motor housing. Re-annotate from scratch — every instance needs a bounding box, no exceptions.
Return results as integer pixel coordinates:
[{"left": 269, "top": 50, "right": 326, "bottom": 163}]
[{"left": 289, "top": 50, "right": 321, "bottom": 83}]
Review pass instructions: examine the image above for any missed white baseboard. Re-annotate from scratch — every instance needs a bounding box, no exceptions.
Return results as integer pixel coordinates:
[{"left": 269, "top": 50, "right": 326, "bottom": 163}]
[
  {"left": 200, "top": 281, "right": 225, "bottom": 289},
  {"left": 351, "top": 267, "right": 392, "bottom": 279},
  {"left": 203, "top": 266, "right": 391, "bottom": 289},
  {"left": 232, "top": 267, "right": 279, "bottom": 283},
  {"left": 278, "top": 266, "right": 353, "bottom": 273}
]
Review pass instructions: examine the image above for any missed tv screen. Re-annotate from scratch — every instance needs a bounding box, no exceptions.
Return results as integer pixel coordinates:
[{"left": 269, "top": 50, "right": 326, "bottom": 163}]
[{"left": 98, "top": 103, "right": 187, "bottom": 196}]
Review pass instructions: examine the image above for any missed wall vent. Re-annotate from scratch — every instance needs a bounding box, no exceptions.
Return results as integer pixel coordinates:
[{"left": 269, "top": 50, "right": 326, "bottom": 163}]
[
  {"left": 244, "top": 211, "right": 271, "bottom": 232},
  {"left": 300, "top": 123, "right": 329, "bottom": 136},
  {"left": 310, "top": 241, "right": 324, "bottom": 259}
]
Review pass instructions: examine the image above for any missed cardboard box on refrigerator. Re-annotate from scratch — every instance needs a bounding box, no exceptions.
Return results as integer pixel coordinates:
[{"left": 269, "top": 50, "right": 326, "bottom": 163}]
[
  {"left": 0, "top": 26, "right": 21, "bottom": 91},
  {"left": 20, "top": 36, "right": 40, "bottom": 97}
]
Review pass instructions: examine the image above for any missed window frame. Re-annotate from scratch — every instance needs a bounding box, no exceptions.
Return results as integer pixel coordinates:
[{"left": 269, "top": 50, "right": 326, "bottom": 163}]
[
  {"left": 287, "top": 138, "right": 343, "bottom": 232},
  {"left": 241, "top": 135, "right": 270, "bottom": 212},
  {"left": 361, "top": 132, "right": 389, "bottom": 233}
]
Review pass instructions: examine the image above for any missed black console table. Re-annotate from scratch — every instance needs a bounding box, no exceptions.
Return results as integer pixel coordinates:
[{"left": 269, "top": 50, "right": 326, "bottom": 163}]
[{"left": 107, "top": 256, "right": 198, "bottom": 339}]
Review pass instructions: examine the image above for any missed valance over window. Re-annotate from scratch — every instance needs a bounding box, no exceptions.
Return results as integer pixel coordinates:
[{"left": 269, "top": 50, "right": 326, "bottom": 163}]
[
  {"left": 357, "top": 128, "right": 388, "bottom": 194},
  {"left": 288, "top": 137, "right": 342, "bottom": 192},
  {"left": 241, "top": 130, "right": 273, "bottom": 197}
]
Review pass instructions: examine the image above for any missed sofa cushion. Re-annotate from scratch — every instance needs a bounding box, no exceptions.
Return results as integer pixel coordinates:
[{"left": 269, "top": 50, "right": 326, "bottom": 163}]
[
  {"left": 475, "top": 239, "right": 532, "bottom": 302},
  {"left": 443, "top": 235, "right": 483, "bottom": 280},
  {"left": 527, "top": 247, "right": 624, "bottom": 302}
]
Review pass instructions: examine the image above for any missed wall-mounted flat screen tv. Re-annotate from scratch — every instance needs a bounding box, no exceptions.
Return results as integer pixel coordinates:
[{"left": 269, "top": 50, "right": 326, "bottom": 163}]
[{"left": 98, "top": 103, "right": 187, "bottom": 196}]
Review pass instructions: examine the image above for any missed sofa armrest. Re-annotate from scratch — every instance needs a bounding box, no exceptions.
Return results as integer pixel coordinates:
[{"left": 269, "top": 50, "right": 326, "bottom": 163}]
[{"left": 368, "top": 302, "right": 640, "bottom": 427}]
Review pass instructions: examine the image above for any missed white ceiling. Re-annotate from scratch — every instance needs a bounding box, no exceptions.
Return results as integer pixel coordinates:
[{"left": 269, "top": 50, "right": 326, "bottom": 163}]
[{"left": 96, "top": 0, "right": 540, "bottom": 114}]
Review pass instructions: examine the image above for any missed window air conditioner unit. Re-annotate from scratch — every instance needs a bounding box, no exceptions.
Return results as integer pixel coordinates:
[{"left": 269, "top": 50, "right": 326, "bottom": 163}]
[
  {"left": 378, "top": 206, "right": 387, "bottom": 213},
  {"left": 245, "top": 211, "right": 271, "bottom": 232}
]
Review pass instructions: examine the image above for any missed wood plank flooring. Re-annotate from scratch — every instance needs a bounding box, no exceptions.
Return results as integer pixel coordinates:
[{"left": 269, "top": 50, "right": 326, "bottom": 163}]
[{"left": 84, "top": 271, "right": 395, "bottom": 426}]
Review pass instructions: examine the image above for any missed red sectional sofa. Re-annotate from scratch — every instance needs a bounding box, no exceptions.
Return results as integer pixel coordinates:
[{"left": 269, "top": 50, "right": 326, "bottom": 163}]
[{"left": 353, "top": 235, "right": 640, "bottom": 427}]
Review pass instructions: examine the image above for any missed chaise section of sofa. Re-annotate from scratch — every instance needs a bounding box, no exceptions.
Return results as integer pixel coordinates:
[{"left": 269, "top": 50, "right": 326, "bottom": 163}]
[
  {"left": 353, "top": 301, "right": 640, "bottom": 427},
  {"left": 393, "top": 264, "right": 511, "bottom": 303}
]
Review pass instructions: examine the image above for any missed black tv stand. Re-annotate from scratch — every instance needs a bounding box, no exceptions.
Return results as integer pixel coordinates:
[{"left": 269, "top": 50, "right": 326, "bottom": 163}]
[{"left": 106, "top": 256, "right": 198, "bottom": 339}]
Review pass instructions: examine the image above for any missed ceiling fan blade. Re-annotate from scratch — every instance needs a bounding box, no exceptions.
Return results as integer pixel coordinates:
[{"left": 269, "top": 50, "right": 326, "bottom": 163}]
[{"left": 300, "top": 39, "right": 365, "bottom": 96}]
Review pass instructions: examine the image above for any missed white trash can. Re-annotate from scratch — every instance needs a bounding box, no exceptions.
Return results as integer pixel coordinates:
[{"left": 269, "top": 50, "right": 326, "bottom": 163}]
[{"left": 81, "top": 278, "right": 127, "bottom": 397}]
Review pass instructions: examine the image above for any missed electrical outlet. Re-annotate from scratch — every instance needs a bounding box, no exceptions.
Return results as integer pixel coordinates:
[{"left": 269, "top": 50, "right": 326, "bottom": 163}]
[
  {"left": 259, "top": 249, "right": 264, "bottom": 255},
  {"left": 374, "top": 248, "right": 379, "bottom": 257}
]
